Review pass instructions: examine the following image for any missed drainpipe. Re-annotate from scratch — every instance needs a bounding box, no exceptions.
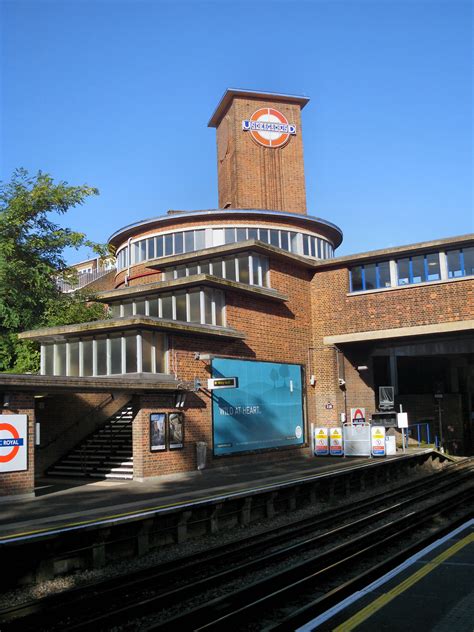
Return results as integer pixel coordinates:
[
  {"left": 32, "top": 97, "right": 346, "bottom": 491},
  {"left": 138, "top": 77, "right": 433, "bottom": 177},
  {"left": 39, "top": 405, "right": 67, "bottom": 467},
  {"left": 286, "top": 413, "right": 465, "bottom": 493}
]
[{"left": 125, "top": 237, "right": 132, "bottom": 287}]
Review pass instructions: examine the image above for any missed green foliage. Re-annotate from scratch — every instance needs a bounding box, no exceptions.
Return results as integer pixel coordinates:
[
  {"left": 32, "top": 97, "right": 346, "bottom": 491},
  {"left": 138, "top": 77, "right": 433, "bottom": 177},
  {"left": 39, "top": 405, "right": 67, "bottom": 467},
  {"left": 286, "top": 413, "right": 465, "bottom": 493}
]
[
  {"left": 42, "top": 291, "right": 108, "bottom": 328},
  {"left": 0, "top": 168, "right": 108, "bottom": 373}
]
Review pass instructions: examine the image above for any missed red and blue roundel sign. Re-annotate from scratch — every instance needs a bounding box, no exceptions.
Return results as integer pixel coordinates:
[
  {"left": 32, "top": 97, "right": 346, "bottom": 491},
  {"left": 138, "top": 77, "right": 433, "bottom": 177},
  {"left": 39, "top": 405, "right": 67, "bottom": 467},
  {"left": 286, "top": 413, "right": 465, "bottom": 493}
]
[
  {"left": 242, "top": 108, "right": 296, "bottom": 148},
  {"left": 0, "top": 416, "right": 28, "bottom": 472}
]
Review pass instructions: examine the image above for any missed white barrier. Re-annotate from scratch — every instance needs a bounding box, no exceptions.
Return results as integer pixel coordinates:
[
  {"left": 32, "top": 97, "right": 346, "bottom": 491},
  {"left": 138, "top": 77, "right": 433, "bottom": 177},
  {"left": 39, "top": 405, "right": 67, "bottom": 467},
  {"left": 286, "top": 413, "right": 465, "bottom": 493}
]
[{"left": 343, "top": 422, "right": 371, "bottom": 456}]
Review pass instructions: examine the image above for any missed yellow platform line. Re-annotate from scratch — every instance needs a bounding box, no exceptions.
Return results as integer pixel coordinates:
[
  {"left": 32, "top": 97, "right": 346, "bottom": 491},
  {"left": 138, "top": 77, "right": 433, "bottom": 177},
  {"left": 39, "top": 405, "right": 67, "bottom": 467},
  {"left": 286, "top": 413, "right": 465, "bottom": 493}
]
[{"left": 333, "top": 531, "right": 474, "bottom": 632}]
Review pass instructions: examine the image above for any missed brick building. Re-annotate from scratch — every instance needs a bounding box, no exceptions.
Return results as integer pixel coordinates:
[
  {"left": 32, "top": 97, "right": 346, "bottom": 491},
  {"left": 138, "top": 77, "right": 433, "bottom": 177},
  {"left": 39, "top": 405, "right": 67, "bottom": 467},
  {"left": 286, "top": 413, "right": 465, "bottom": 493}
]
[{"left": 1, "top": 89, "right": 473, "bottom": 498}]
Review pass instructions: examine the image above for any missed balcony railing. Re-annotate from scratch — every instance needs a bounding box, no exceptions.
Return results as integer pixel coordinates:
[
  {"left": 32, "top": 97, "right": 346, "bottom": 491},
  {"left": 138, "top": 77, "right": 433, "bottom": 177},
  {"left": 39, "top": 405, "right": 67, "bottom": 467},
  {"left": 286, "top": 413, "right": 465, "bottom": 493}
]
[{"left": 57, "top": 267, "right": 116, "bottom": 293}]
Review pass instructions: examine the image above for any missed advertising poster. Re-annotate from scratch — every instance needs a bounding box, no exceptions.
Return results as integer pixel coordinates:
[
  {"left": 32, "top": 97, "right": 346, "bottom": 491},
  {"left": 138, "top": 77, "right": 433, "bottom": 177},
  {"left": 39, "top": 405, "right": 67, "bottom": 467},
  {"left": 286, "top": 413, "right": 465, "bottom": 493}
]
[
  {"left": 329, "top": 427, "right": 344, "bottom": 456},
  {"left": 0, "top": 415, "right": 28, "bottom": 473},
  {"left": 314, "top": 427, "right": 329, "bottom": 455},
  {"left": 150, "top": 413, "right": 166, "bottom": 452},
  {"left": 212, "top": 358, "right": 304, "bottom": 456},
  {"left": 169, "top": 413, "right": 184, "bottom": 450}
]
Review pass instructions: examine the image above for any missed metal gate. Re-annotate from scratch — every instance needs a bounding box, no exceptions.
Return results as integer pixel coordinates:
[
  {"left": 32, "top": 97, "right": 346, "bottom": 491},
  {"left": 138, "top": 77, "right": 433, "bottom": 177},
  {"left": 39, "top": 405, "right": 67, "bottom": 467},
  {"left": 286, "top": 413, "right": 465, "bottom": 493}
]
[{"left": 343, "top": 422, "right": 371, "bottom": 456}]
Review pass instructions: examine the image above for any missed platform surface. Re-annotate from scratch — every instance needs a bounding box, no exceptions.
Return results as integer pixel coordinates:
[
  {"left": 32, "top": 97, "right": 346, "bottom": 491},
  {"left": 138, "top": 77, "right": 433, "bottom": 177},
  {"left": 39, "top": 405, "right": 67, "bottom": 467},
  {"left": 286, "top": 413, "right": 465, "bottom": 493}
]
[
  {"left": 0, "top": 448, "right": 432, "bottom": 542},
  {"left": 298, "top": 519, "right": 474, "bottom": 631}
]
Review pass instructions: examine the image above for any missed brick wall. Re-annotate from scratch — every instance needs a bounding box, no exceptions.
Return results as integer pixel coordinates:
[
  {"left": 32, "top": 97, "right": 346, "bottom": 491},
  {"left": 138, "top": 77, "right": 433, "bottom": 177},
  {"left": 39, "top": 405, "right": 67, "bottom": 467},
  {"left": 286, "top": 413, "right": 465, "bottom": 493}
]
[
  {"left": 215, "top": 97, "right": 307, "bottom": 214},
  {"left": 0, "top": 393, "right": 35, "bottom": 498}
]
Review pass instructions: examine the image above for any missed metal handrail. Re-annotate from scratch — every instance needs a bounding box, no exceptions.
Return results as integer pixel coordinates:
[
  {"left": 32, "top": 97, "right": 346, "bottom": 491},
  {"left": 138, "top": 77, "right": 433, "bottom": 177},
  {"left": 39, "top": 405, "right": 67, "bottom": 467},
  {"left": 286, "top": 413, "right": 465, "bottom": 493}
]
[{"left": 56, "top": 266, "right": 116, "bottom": 293}]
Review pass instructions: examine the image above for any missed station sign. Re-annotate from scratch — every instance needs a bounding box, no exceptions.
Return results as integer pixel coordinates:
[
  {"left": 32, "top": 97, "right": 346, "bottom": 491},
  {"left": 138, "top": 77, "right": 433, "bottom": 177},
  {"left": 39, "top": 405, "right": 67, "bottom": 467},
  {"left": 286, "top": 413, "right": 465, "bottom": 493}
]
[
  {"left": 371, "top": 426, "right": 386, "bottom": 457},
  {"left": 329, "top": 427, "right": 344, "bottom": 456},
  {"left": 351, "top": 407, "right": 366, "bottom": 424},
  {"left": 397, "top": 412, "right": 408, "bottom": 428},
  {"left": 314, "top": 427, "right": 329, "bottom": 456},
  {"left": 207, "top": 377, "right": 238, "bottom": 390},
  {"left": 0, "top": 415, "right": 28, "bottom": 473},
  {"left": 242, "top": 108, "right": 296, "bottom": 148}
]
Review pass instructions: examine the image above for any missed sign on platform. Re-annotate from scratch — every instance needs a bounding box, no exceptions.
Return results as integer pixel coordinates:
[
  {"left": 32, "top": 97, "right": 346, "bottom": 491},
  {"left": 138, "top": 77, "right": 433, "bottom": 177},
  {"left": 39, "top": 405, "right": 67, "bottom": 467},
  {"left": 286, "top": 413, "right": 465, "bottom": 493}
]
[
  {"left": 207, "top": 377, "right": 238, "bottom": 390},
  {"left": 351, "top": 407, "right": 366, "bottom": 424},
  {"left": 314, "top": 427, "right": 329, "bottom": 456},
  {"left": 329, "top": 427, "right": 344, "bottom": 456},
  {"left": 0, "top": 415, "right": 28, "bottom": 473},
  {"left": 397, "top": 412, "right": 408, "bottom": 428},
  {"left": 371, "top": 426, "right": 386, "bottom": 456}
]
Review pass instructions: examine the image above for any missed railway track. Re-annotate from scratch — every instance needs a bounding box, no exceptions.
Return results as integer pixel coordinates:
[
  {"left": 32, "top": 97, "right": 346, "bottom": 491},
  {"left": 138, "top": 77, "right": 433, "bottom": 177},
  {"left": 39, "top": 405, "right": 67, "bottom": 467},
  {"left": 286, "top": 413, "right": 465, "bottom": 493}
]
[{"left": 1, "top": 459, "right": 473, "bottom": 631}]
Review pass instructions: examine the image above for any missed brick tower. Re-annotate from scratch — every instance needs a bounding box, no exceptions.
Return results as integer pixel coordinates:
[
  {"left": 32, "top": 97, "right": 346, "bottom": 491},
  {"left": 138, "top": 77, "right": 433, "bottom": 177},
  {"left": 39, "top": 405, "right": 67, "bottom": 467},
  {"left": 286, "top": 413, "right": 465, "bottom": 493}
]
[{"left": 208, "top": 89, "right": 310, "bottom": 215}]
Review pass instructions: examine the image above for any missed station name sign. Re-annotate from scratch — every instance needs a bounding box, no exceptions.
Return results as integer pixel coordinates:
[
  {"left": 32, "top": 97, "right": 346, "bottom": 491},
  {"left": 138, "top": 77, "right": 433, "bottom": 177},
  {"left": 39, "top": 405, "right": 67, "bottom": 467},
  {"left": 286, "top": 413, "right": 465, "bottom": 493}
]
[
  {"left": 207, "top": 377, "right": 238, "bottom": 390},
  {"left": 242, "top": 107, "right": 296, "bottom": 148}
]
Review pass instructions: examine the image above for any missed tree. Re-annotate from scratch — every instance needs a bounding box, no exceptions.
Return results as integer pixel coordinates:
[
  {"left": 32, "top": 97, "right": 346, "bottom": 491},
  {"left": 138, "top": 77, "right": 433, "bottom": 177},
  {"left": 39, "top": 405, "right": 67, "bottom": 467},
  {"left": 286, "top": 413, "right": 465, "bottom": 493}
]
[{"left": 0, "top": 168, "right": 109, "bottom": 373}]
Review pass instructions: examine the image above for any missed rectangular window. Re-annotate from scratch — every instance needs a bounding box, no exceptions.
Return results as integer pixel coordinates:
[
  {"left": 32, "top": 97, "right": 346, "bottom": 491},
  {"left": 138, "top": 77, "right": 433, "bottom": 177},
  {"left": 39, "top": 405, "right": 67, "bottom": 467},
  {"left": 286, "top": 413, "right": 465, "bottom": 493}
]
[
  {"left": 259, "top": 228, "right": 269, "bottom": 244},
  {"left": 224, "top": 256, "right": 237, "bottom": 281},
  {"left": 225, "top": 227, "right": 236, "bottom": 244},
  {"left": 155, "top": 334, "right": 165, "bottom": 372},
  {"left": 174, "top": 232, "right": 184, "bottom": 254},
  {"left": 188, "top": 289, "right": 201, "bottom": 322},
  {"left": 195, "top": 230, "right": 205, "bottom": 250},
  {"left": 184, "top": 231, "right": 194, "bottom": 252},
  {"left": 248, "top": 227, "right": 258, "bottom": 240},
  {"left": 125, "top": 334, "right": 137, "bottom": 373},
  {"left": 164, "top": 234, "right": 173, "bottom": 256},
  {"left": 187, "top": 263, "right": 198, "bottom": 276},
  {"left": 270, "top": 229, "right": 279, "bottom": 247},
  {"left": 123, "top": 301, "right": 133, "bottom": 316},
  {"left": 397, "top": 258, "right": 410, "bottom": 285},
  {"left": 463, "top": 247, "right": 474, "bottom": 276},
  {"left": 175, "top": 291, "right": 187, "bottom": 321},
  {"left": 140, "top": 240, "right": 146, "bottom": 262},
  {"left": 212, "top": 259, "right": 223, "bottom": 277},
  {"left": 148, "top": 298, "right": 159, "bottom": 317},
  {"left": 163, "top": 269, "right": 174, "bottom": 281},
  {"left": 68, "top": 341, "right": 80, "bottom": 376},
  {"left": 290, "top": 232, "right": 298, "bottom": 253},
  {"left": 110, "top": 335, "right": 122, "bottom": 374},
  {"left": 156, "top": 235, "right": 163, "bottom": 258},
  {"left": 199, "top": 261, "right": 210, "bottom": 274},
  {"left": 132, "top": 242, "right": 140, "bottom": 264},
  {"left": 83, "top": 338, "right": 93, "bottom": 376},
  {"left": 214, "top": 290, "right": 225, "bottom": 326},
  {"left": 203, "top": 289, "right": 213, "bottom": 324},
  {"left": 447, "top": 250, "right": 462, "bottom": 278},
  {"left": 378, "top": 261, "right": 391, "bottom": 287},
  {"left": 252, "top": 255, "right": 260, "bottom": 285},
  {"left": 280, "top": 232, "right": 289, "bottom": 251},
  {"left": 426, "top": 253, "right": 441, "bottom": 281},
  {"left": 411, "top": 255, "right": 424, "bottom": 283},
  {"left": 364, "top": 264, "right": 377, "bottom": 290},
  {"left": 237, "top": 254, "right": 250, "bottom": 284},
  {"left": 44, "top": 344, "right": 54, "bottom": 375},
  {"left": 142, "top": 331, "right": 153, "bottom": 373},
  {"left": 161, "top": 294, "right": 173, "bottom": 319},
  {"left": 110, "top": 304, "right": 121, "bottom": 318},
  {"left": 236, "top": 227, "right": 247, "bottom": 242},
  {"left": 302, "top": 234, "right": 309, "bottom": 256},
  {"left": 54, "top": 343, "right": 66, "bottom": 376},
  {"left": 96, "top": 336, "right": 107, "bottom": 375},
  {"left": 260, "top": 256, "right": 269, "bottom": 286},
  {"left": 148, "top": 238, "right": 155, "bottom": 260},
  {"left": 134, "top": 299, "right": 146, "bottom": 316},
  {"left": 350, "top": 266, "right": 363, "bottom": 292},
  {"left": 176, "top": 265, "right": 186, "bottom": 278}
]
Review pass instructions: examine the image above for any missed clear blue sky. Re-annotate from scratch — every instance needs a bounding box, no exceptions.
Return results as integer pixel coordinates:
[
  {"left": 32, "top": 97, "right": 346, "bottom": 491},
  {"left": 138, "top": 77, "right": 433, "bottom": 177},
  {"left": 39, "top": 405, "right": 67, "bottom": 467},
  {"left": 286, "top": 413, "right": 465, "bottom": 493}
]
[{"left": 2, "top": 0, "right": 472, "bottom": 263}]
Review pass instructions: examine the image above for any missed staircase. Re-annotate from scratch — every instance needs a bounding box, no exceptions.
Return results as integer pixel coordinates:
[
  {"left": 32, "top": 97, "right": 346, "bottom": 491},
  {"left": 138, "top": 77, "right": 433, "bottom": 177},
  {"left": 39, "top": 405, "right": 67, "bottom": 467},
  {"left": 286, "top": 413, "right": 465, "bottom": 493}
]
[{"left": 47, "top": 403, "right": 136, "bottom": 480}]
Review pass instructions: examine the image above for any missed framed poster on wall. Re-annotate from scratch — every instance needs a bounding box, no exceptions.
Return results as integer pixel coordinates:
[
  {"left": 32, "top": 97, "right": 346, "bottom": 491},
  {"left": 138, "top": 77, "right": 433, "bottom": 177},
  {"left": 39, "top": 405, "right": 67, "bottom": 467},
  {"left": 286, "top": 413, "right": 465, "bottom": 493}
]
[
  {"left": 168, "top": 412, "right": 184, "bottom": 450},
  {"left": 150, "top": 413, "right": 166, "bottom": 452}
]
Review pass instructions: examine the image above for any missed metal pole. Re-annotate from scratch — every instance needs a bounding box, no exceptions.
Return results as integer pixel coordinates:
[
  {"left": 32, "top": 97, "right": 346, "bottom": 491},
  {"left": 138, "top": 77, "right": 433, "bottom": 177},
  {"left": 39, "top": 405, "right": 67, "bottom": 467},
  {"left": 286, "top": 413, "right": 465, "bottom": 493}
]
[
  {"left": 400, "top": 404, "right": 406, "bottom": 454},
  {"left": 438, "top": 400, "right": 444, "bottom": 453}
]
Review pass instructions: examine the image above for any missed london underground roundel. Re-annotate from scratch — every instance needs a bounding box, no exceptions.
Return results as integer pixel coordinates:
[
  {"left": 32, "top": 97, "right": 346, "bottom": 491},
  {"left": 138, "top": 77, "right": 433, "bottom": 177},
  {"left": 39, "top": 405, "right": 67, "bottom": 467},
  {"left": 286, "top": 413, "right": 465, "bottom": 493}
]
[{"left": 242, "top": 108, "right": 296, "bottom": 148}]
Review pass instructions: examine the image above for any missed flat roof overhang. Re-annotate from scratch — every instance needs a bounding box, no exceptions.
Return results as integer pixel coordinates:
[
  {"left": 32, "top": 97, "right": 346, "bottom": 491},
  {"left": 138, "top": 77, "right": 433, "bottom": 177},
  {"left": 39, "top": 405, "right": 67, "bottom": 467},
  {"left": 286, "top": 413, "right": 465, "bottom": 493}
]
[
  {"left": 0, "top": 373, "right": 181, "bottom": 394},
  {"left": 18, "top": 316, "right": 245, "bottom": 343},
  {"left": 143, "top": 239, "right": 317, "bottom": 272},
  {"left": 108, "top": 210, "right": 343, "bottom": 250},
  {"left": 207, "top": 88, "right": 310, "bottom": 128},
  {"left": 314, "top": 234, "right": 474, "bottom": 269},
  {"left": 323, "top": 319, "right": 474, "bottom": 346},
  {"left": 98, "top": 272, "right": 288, "bottom": 303}
]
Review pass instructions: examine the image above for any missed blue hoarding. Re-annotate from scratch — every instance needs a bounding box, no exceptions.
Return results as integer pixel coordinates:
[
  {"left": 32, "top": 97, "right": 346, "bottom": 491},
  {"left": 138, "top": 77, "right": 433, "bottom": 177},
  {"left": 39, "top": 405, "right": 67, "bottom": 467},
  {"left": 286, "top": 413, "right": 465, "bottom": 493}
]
[{"left": 212, "top": 358, "right": 304, "bottom": 456}]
